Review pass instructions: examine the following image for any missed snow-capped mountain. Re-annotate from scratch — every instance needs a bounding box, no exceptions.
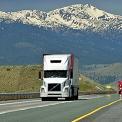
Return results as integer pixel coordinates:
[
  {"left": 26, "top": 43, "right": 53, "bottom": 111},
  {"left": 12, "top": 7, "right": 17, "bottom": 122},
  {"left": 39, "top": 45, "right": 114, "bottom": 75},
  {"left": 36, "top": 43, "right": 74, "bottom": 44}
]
[
  {"left": 0, "top": 4, "right": 122, "bottom": 65},
  {"left": 0, "top": 4, "right": 122, "bottom": 31}
]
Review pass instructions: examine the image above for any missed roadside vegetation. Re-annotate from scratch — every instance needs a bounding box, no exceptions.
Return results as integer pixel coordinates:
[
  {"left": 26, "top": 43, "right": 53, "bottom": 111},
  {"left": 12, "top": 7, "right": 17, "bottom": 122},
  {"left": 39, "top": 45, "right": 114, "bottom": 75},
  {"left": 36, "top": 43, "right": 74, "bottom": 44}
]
[
  {"left": 0, "top": 65, "right": 106, "bottom": 93},
  {"left": 81, "top": 63, "right": 122, "bottom": 84},
  {"left": 0, "top": 65, "right": 42, "bottom": 92},
  {"left": 79, "top": 74, "right": 106, "bottom": 91}
]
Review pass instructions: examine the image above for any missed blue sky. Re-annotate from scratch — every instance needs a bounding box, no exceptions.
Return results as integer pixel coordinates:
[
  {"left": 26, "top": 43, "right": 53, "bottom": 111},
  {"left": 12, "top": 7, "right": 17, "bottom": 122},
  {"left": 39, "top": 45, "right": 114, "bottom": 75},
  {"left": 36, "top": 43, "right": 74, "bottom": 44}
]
[{"left": 0, "top": 0, "right": 122, "bottom": 15}]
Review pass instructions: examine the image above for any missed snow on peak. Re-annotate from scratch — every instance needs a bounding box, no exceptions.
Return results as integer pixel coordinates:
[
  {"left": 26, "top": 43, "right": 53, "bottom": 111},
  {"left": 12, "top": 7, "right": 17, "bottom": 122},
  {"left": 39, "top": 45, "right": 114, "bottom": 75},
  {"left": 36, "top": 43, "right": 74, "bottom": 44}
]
[
  {"left": 49, "top": 4, "right": 115, "bottom": 19},
  {"left": 0, "top": 10, "right": 47, "bottom": 25},
  {"left": 46, "top": 4, "right": 120, "bottom": 30},
  {"left": 0, "top": 4, "right": 121, "bottom": 31}
]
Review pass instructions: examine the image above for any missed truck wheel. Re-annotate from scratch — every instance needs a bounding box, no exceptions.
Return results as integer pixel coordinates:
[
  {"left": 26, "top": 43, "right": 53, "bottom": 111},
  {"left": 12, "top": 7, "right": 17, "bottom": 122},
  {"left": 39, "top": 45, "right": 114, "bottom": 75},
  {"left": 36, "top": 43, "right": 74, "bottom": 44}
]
[
  {"left": 65, "top": 97, "right": 70, "bottom": 101},
  {"left": 74, "top": 90, "right": 78, "bottom": 100},
  {"left": 42, "top": 97, "right": 47, "bottom": 101}
]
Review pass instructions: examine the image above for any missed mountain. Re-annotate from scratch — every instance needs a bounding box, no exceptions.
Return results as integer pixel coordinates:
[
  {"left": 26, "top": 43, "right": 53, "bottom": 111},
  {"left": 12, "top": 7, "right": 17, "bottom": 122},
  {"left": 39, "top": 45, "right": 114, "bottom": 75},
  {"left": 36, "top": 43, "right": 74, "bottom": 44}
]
[
  {"left": 0, "top": 4, "right": 121, "bottom": 31},
  {"left": 0, "top": 4, "right": 122, "bottom": 65}
]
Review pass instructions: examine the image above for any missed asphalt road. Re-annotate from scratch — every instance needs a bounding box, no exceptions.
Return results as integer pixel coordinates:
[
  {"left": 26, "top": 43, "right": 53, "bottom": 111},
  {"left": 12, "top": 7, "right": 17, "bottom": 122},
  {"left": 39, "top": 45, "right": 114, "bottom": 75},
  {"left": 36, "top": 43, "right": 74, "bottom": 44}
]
[
  {"left": 82, "top": 99, "right": 122, "bottom": 122},
  {"left": 0, "top": 94, "right": 120, "bottom": 122},
  {"left": 95, "top": 101, "right": 122, "bottom": 122}
]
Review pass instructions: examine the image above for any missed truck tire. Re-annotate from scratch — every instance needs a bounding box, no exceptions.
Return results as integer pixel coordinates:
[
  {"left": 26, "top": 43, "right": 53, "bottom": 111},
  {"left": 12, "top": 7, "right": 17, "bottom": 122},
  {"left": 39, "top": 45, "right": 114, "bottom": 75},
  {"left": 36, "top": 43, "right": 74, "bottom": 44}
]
[
  {"left": 65, "top": 97, "right": 70, "bottom": 101},
  {"left": 42, "top": 97, "right": 58, "bottom": 101},
  {"left": 42, "top": 97, "right": 48, "bottom": 101},
  {"left": 74, "top": 89, "right": 78, "bottom": 100}
]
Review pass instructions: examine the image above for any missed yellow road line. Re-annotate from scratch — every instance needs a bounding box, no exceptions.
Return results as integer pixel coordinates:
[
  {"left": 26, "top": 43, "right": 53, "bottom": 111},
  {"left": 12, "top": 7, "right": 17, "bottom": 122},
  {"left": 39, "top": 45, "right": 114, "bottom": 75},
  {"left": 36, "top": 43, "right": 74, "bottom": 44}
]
[{"left": 72, "top": 99, "right": 122, "bottom": 122}]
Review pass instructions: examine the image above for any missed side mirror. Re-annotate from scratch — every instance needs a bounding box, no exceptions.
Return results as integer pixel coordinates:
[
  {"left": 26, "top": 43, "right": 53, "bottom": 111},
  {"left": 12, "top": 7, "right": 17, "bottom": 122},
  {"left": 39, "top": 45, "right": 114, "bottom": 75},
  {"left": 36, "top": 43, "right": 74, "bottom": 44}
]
[{"left": 39, "top": 71, "right": 43, "bottom": 80}]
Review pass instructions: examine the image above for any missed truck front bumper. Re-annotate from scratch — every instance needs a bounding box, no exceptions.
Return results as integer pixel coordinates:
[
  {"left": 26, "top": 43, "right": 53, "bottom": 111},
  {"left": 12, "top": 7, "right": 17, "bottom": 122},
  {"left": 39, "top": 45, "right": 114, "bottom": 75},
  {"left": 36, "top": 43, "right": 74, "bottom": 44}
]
[
  {"left": 40, "top": 86, "right": 70, "bottom": 98},
  {"left": 40, "top": 92, "right": 69, "bottom": 98}
]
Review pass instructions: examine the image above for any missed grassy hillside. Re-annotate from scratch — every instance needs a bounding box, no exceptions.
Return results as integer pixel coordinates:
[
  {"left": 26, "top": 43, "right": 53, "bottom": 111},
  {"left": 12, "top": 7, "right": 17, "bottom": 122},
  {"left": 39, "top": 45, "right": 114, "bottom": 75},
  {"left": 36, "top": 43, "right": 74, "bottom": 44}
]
[
  {"left": 79, "top": 74, "right": 106, "bottom": 91},
  {"left": 0, "top": 65, "right": 105, "bottom": 93},
  {"left": 81, "top": 63, "right": 122, "bottom": 84},
  {"left": 0, "top": 65, "right": 42, "bottom": 92}
]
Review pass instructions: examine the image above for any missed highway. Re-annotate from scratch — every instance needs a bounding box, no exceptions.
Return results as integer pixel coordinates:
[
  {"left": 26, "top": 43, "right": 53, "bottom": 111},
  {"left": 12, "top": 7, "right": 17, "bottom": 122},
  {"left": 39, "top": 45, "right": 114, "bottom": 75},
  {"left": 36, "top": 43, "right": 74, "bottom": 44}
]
[
  {"left": 82, "top": 100, "right": 122, "bottom": 122},
  {"left": 0, "top": 94, "right": 121, "bottom": 122}
]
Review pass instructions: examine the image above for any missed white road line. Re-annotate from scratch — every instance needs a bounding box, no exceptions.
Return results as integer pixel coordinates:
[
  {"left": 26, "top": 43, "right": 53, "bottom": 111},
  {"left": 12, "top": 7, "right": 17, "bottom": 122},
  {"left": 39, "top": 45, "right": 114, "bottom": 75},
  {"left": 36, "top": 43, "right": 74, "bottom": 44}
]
[
  {"left": 79, "top": 95, "right": 103, "bottom": 100},
  {"left": 0, "top": 95, "right": 102, "bottom": 106},
  {"left": 0, "top": 99, "right": 42, "bottom": 106},
  {"left": 0, "top": 101, "right": 72, "bottom": 115},
  {"left": 0, "top": 95, "right": 103, "bottom": 115},
  {"left": 0, "top": 95, "right": 101, "bottom": 106}
]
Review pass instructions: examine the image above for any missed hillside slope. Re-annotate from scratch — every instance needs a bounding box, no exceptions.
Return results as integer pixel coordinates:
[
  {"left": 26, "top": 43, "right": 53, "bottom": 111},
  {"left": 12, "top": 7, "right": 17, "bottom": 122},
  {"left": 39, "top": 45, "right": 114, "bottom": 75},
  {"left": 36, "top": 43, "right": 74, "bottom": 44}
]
[
  {"left": 79, "top": 74, "right": 106, "bottom": 91},
  {"left": 81, "top": 63, "right": 122, "bottom": 84},
  {"left": 0, "top": 65, "right": 105, "bottom": 93}
]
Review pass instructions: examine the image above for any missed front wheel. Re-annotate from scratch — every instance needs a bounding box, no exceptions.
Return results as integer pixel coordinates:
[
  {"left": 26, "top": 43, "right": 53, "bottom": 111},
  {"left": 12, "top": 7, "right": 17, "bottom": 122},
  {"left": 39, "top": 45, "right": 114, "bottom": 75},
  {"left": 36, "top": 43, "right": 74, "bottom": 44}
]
[
  {"left": 41, "top": 97, "right": 47, "bottom": 101},
  {"left": 65, "top": 97, "right": 71, "bottom": 101},
  {"left": 42, "top": 97, "right": 58, "bottom": 101}
]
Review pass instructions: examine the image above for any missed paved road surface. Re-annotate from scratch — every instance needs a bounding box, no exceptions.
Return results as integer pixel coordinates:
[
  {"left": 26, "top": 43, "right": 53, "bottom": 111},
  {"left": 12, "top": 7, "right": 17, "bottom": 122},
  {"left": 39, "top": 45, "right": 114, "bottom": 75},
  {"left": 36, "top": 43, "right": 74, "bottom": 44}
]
[
  {"left": 0, "top": 94, "right": 120, "bottom": 122},
  {"left": 0, "top": 95, "right": 101, "bottom": 115},
  {"left": 83, "top": 100, "right": 122, "bottom": 122}
]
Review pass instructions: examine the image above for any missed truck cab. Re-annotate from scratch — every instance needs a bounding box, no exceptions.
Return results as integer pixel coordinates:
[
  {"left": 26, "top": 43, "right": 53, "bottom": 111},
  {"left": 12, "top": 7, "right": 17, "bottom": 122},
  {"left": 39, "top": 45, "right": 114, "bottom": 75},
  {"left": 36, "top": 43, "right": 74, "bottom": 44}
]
[{"left": 40, "top": 54, "right": 79, "bottom": 101}]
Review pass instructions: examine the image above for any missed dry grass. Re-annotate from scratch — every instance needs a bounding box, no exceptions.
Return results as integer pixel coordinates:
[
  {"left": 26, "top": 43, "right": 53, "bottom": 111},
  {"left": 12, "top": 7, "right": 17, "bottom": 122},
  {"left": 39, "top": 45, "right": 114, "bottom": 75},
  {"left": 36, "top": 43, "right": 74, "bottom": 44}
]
[
  {"left": 0, "top": 65, "right": 42, "bottom": 93},
  {"left": 0, "top": 65, "right": 105, "bottom": 93},
  {"left": 79, "top": 74, "right": 106, "bottom": 91}
]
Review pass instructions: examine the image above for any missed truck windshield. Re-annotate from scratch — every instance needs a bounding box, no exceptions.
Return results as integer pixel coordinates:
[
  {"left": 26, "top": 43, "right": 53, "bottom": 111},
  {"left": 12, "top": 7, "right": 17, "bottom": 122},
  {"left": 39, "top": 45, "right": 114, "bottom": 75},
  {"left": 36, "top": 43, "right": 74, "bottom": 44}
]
[{"left": 44, "top": 70, "right": 67, "bottom": 78}]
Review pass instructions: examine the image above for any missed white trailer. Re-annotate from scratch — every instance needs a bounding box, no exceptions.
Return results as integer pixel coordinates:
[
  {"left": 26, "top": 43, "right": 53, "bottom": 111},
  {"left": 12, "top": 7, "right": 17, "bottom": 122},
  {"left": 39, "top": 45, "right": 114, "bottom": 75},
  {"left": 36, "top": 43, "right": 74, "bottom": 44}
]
[{"left": 40, "top": 54, "right": 79, "bottom": 101}]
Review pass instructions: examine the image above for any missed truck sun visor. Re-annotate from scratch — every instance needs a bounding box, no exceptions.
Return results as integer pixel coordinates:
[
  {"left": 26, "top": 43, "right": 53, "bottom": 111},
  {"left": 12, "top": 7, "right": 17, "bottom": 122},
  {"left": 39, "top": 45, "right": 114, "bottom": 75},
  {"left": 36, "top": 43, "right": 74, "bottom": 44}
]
[{"left": 50, "top": 60, "right": 61, "bottom": 63}]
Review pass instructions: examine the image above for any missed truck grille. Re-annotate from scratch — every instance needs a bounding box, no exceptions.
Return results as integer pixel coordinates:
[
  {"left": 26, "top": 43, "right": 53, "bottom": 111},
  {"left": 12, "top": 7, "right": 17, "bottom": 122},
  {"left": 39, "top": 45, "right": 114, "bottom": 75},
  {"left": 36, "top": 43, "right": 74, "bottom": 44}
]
[{"left": 48, "top": 83, "right": 61, "bottom": 91}]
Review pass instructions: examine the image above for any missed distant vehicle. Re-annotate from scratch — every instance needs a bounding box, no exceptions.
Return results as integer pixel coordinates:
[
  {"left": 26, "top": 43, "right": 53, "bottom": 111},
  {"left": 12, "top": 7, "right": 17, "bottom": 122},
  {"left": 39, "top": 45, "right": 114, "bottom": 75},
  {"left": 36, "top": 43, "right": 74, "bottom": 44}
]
[
  {"left": 40, "top": 54, "right": 79, "bottom": 101},
  {"left": 117, "top": 80, "right": 122, "bottom": 99}
]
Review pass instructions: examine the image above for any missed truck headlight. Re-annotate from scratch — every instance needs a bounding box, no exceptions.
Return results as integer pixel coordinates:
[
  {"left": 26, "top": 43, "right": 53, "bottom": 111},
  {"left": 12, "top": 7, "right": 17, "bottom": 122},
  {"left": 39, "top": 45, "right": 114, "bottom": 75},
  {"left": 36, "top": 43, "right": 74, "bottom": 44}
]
[
  {"left": 41, "top": 88, "right": 45, "bottom": 93},
  {"left": 64, "top": 80, "right": 69, "bottom": 86},
  {"left": 65, "top": 88, "right": 68, "bottom": 92}
]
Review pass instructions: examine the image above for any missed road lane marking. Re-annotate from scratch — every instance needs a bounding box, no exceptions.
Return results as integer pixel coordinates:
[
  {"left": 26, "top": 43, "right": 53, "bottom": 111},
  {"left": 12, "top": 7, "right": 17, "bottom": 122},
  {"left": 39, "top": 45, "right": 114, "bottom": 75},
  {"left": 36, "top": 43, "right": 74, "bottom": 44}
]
[
  {"left": 0, "top": 99, "right": 42, "bottom": 106},
  {"left": 0, "top": 95, "right": 103, "bottom": 115},
  {"left": 72, "top": 99, "right": 122, "bottom": 122},
  {"left": 0, "top": 101, "right": 72, "bottom": 115},
  {"left": 0, "top": 95, "right": 102, "bottom": 106},
  {"left": 79, "top": 95, "right": 103, "bottom": 100}
]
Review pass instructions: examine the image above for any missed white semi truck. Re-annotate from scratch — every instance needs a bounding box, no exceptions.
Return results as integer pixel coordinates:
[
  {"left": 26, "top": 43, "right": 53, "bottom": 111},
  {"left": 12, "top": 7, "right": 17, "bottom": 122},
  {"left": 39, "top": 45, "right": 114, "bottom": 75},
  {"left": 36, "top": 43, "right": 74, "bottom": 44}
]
[{"left": 40, "top": 54, "right": 79, "bottom": 101}]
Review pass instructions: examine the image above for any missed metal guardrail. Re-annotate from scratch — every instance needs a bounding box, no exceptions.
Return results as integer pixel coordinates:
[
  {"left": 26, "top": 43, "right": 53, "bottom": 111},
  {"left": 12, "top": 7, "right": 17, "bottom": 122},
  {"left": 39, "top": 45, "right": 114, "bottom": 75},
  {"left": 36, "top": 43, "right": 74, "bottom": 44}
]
[
  {"left": 79, "top": 90, "right": 116, "bottom": 95},
  {"left": 0, "top": 92, "right": 40, "bottom": 101},
  {"left": 0, "top": 91, "right": 116, "bottom": 101}
]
